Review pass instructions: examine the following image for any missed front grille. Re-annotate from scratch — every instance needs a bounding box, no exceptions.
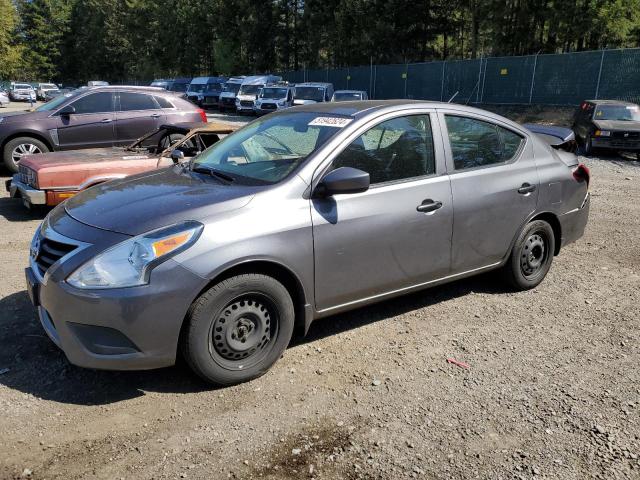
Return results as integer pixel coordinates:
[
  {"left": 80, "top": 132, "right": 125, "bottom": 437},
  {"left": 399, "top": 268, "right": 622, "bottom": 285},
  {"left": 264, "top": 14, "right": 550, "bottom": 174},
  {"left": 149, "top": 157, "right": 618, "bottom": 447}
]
[
  {"left": 611, "top": 131, "right": 640, "bottom": 139},
  {"left": 221, "top": 97, "right": 235, "bottom": 106},
  {"left": 35, "top": 237, "right": 77, "bottom": 276},
  {"left": 609, "top": 140, "right": 640, "bottom": 149},
  {"left": 19, "top": 165, "right": 37, "bottom": 187},
  {"left": 240, "top": 100, "right": 254, "bottom": 107},
  {"left": 261, "top": 103, "right": 277, "bottom": 110}
]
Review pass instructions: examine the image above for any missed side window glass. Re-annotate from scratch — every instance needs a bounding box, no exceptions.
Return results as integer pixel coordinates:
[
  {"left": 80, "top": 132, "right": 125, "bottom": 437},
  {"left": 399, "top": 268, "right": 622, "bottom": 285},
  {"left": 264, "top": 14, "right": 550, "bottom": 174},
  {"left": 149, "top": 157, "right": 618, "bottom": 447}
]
[
  {"left": 445, "top": 116, "right": 503, "bottom": 170},
  {"left": 154, "top": 96, "right": 174, "bottom": 109},
  {"left": 499, "top": 127, "right": 525, "bottom": 161},
  {"left": 333, "top": 115, "right": 435, "bottom": 184},
  {"left": 68, "top": 92, "right": 113, "bottom": 114},
  {"left": 119, "top": 92, "right": 158, "bottom": 111}
]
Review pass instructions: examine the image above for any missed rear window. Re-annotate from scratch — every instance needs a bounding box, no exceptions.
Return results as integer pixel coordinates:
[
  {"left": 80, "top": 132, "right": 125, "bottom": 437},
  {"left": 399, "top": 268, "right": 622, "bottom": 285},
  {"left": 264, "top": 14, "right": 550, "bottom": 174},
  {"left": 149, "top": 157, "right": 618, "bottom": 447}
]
[{"left": 118, "top": 92, "right": 158, "bottom": 111}]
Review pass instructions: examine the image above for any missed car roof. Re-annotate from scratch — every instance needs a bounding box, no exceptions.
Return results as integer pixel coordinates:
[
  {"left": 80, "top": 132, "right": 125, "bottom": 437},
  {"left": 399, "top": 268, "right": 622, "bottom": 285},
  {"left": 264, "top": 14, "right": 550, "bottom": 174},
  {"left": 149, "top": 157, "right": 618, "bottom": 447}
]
[
  {"left": 584, "top": 99, "right": 639, "bottom": 107},
  {"left": 296, "top": 82, "right": 332, "bottom": 87},
  {"left": 334, "top": 90, "right": 366, "bottom": 94},
  {"left": 86, "top": 85, "right": 178, "bottom": 94},
  {"left": 287, "top": 99, "right": 443, "bottom": 117}
]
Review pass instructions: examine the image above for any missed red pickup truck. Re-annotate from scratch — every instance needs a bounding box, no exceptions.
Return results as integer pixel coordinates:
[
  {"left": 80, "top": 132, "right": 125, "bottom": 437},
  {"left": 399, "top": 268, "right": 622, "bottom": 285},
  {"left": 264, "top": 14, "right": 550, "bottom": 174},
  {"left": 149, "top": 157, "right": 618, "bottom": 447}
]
[{"left": 7, "top": 122, "right": 238, "bottom": 209}]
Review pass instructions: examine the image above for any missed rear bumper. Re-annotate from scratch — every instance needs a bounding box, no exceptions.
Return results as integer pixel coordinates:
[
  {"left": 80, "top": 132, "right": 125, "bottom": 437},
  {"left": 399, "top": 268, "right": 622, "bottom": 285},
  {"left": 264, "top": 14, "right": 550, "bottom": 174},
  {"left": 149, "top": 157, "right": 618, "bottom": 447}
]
[
  {"left": 6, "top": 175, "right": 46, "bottom": 205},
  {"left": 559, "top": 192, "right": 590, "bottom": 248}
]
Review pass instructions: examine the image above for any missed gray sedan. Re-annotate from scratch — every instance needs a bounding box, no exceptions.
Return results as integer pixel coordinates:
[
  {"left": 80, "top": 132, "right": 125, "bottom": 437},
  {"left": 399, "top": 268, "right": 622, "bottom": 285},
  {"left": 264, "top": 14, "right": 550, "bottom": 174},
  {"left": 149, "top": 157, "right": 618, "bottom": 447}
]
[{"left": 26, "top": 101, "right": 590, "bottom": 385}]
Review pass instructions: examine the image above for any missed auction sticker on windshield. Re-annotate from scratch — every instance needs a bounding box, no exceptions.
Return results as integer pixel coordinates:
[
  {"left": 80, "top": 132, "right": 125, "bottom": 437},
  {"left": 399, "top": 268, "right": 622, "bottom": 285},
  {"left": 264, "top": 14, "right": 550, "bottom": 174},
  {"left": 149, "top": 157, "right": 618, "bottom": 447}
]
[{"left": 309, "top": 117, "right": 353, "bottom": 128}]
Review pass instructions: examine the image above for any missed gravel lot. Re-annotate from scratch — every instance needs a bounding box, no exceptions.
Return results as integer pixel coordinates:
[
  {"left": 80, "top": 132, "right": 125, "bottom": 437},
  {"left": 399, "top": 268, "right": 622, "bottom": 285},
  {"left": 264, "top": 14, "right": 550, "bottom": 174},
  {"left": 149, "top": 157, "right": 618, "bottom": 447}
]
[{"left": 0, "top": 111, "right": 638, "bottom": 479}]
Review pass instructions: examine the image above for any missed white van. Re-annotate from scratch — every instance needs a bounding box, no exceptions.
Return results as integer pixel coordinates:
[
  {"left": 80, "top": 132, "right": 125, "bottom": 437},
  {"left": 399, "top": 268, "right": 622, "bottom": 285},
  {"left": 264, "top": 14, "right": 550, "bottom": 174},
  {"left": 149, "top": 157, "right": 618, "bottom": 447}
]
[{"left": 235, "top": 75, "right": 283, "bottom": 114}]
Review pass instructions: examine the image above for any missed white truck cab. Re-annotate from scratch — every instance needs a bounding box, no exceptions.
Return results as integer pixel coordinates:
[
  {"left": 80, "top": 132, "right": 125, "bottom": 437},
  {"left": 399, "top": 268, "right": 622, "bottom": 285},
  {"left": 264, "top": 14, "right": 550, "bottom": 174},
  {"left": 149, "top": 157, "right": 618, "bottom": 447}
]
[{"left": 235, "top": 75, "right": 283, "bottom": 114}]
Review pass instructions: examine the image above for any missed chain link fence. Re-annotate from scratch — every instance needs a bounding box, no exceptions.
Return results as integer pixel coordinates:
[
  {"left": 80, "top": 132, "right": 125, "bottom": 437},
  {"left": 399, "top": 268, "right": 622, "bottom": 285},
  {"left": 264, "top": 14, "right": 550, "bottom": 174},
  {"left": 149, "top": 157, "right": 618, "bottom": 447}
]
[{"left": 280, "top": 48, "right": 640, "bottom": 106}]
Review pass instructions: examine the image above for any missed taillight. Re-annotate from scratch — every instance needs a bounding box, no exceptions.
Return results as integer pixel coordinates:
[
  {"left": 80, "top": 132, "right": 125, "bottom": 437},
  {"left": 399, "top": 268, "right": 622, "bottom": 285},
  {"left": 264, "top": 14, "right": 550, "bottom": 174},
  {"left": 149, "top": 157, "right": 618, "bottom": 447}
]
[
  {"left": 573, "top": 163, "right": 590, "bottom": 187},
  {"left": 197, "top": 108, "right": 207, "bottom": 123}
]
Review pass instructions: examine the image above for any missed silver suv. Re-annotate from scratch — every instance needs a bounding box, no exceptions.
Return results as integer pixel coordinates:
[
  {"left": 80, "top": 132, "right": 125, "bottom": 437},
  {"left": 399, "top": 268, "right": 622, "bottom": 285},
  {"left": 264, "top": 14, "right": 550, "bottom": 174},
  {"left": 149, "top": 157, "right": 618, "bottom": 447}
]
[{"left": 26, "top": 101, "right": 590, "bottom": 385}]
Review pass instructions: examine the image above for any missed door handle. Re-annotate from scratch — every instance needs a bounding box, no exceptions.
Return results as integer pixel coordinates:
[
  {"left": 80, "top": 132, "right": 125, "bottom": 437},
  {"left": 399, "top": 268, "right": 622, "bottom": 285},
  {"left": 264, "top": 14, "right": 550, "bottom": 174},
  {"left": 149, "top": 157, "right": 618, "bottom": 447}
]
[
  {"left": 150, "top": 113, "right": 161, "bottom": 118},
  {"left": 100, "top": 118, "right": 112, "bottom": 123},
  {"left": 416, "top": 199, "right": 443, "bottom": 213},
  {"left": 517, "top": 183, "right": 537, "bottom": 194}
]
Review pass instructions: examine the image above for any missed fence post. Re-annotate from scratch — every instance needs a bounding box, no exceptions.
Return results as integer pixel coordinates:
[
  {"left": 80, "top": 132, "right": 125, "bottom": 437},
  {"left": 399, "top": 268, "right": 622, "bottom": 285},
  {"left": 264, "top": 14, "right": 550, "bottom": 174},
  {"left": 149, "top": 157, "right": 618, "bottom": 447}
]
[
  {"left": 476, "top": 57, "right": 482, "bottom": 103},
  {"left": 480, "top": 57, "right": 487, "bottom": 103},
  {"left": 440, "top": 61, "right": 445, "bottom": 102},
  {"left": 595, "top": 50, "right": 605, "bottom": 100},
  {"left": 529, "top": 54, "right": 538, "bottom": 104}
]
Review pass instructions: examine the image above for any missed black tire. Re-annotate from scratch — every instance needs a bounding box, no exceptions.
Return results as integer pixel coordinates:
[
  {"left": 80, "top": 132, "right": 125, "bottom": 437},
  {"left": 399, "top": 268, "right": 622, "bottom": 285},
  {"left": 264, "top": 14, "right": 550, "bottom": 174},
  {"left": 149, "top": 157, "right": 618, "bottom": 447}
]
[
  {"left": 581, "top": 135, "right": 593, "bottom": 156},
  {"left": 181, "top": 274, "right": 295, "bottom": 385},
  {"left": 502, "top": 220, "right": 555, "bottom": 291},
  {"left": 3, "top": 137, "right": 50, "bottom": 173}
]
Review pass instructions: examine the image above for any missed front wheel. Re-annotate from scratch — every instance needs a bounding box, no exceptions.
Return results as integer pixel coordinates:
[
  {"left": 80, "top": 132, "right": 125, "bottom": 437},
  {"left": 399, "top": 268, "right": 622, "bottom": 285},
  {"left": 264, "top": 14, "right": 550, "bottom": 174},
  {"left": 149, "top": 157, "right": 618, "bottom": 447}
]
[
  {"left": 3, "top": 137, "right": 50, "bottom": 173},
  {"left": 181, "top": 274, "right": 295, "bottom": 385},
  {"left": 502, "top": 220, "right": 555, "bottom": 291}
]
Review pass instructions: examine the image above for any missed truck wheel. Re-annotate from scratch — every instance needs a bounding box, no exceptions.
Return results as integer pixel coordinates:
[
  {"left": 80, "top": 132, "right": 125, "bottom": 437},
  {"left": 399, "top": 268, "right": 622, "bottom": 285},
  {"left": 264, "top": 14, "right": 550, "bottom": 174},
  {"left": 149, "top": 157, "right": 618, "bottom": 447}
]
[
  {"left": 181, "top": 274, "right": 295, "bottom": 386},
  {"left": 3, "top": 137, "right": 49, "bottom": 173},
  {"left": 502, "top": 220, "right": 555, "bottom": 291}
]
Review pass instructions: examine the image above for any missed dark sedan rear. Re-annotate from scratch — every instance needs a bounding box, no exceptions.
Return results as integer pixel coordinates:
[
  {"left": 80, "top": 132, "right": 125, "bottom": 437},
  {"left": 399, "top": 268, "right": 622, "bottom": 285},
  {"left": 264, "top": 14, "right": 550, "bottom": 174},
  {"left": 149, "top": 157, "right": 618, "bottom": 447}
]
[{"left": 0, "top": 86, "right": 207, "bottom": 172}]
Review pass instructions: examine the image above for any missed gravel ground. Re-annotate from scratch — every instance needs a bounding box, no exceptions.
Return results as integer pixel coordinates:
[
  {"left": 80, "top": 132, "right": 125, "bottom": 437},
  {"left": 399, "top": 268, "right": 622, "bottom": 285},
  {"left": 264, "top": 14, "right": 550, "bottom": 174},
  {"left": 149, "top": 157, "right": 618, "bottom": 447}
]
[{"left": 0, "top": 112, "right": 638, "bottom": 479}]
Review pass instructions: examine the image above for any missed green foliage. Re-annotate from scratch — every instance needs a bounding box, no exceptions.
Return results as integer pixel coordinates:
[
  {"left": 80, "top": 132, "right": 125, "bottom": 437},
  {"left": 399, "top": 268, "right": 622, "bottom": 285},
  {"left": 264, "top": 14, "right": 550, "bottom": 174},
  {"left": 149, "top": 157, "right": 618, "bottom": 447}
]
[{"left": 2, "top": 0, "right": 640, "bottom": 83}]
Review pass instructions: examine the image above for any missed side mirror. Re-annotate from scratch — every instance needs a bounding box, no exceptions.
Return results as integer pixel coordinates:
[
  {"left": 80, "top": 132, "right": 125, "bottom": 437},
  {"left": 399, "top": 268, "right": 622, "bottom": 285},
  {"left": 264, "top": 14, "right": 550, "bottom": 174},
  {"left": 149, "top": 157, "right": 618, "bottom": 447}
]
[
  {"left": 58, "top": 105, "right": 76, "bottom": 116},
  {"left": 316, "top": 167, "right": 370, "bottom": 197},
  {"left": 170, "top": 149, "right": 185, "bottom": 164}
]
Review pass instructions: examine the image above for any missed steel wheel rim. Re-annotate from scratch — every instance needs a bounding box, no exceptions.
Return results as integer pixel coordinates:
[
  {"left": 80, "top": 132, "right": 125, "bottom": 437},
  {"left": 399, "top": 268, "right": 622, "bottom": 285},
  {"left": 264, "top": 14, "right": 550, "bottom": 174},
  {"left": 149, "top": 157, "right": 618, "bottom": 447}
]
[
  {"left": 208, "top": 293, "right": 279, "bottom": 371},
  {"left": 12, "top": 143, "right": 42, "bottom": 163},
  {"left": 520, "top": 232, "right": 548, "bottom": 278}
]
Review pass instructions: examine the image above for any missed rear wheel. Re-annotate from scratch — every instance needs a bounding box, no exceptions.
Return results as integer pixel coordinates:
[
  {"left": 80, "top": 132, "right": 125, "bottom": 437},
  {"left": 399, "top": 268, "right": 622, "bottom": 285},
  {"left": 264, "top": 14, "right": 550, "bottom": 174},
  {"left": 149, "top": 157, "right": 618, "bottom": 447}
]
[
  {"left": 502, "top": 220, "right": 555, "bottom": 291},
  {"left": 3, "top": 137, "right": 49, "bottom": 173},
  {"left": 181, "top": 274, "right": 295, "bottom": 385}
]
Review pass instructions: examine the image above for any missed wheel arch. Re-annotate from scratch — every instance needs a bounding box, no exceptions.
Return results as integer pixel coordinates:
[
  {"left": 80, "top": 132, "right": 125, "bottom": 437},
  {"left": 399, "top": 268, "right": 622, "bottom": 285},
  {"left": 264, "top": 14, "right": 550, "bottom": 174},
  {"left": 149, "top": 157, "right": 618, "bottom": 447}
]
[
  {"left": 529, "top": 211, "right": 562, "bottom": 255},
  {"left": 1, "top": 131, "right": 53, "bottom": 154}
]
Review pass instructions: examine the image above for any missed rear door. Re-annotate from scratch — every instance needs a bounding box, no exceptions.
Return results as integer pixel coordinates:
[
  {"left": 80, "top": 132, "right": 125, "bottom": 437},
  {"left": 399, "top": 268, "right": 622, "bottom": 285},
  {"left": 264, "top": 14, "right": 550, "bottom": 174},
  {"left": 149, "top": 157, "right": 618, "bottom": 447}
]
[
  {"left": 439, "top": 110, "right": 538, "bottom": 273},
  {"left": 115, "top": 92, "right": 167, "bottom": 145},
  {"left": 56, "top": 92, "right": 116, "bottom": 149},
  {"left": 311, "top": 111, "right": 453, "bottom": 311}
]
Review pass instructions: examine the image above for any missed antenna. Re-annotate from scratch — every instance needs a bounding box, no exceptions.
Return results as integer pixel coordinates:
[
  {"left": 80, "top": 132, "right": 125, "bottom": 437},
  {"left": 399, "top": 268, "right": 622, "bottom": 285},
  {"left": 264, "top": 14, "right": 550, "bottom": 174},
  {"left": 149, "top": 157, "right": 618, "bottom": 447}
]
[{"left": 448, "top": 91, "right": 459, "bottom": 103}]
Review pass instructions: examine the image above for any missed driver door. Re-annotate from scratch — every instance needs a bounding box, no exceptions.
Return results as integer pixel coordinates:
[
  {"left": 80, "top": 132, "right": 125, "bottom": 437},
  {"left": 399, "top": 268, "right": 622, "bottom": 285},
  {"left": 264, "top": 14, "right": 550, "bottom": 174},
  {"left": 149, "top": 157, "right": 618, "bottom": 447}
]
[
  {"left": 56, "top": 92, "right": 116, "bottom": 149},
  {"left": 311, "top": 112, "right": 453, "bottom": 312}
]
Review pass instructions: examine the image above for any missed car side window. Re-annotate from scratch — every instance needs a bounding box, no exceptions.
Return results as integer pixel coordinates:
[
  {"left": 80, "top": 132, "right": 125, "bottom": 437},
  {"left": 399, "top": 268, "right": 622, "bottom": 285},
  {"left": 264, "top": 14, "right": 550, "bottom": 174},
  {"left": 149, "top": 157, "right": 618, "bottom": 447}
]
[
  {"left": 154, "top": 96, "right": 174, "bottom": 109},
  {"left": 68, "top": 92, "right": 113, "bottom": 114},
  {"left": 119, "top": 92, "right": 158, "bottom": 111},
  {"left": 332, "top": 115, "right": 436, "bottom": 184},
  {"left": 445, "top": 115, "right": 524, "bottom": 170}
]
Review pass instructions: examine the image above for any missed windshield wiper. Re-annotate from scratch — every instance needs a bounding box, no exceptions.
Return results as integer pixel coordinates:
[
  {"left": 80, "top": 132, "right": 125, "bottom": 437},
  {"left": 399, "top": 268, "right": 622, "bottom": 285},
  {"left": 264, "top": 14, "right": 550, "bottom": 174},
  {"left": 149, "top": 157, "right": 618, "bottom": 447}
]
[{"left": 191, "top": 166, "right": 235, "bottom": 184}]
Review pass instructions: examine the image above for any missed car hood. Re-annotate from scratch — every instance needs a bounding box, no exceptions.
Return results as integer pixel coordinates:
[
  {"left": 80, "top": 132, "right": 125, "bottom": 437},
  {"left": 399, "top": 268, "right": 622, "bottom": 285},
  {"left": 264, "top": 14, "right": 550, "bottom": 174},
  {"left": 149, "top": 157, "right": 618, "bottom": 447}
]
[
  {"left": 593, "top": 119, "right": 640, "bottom": 132},
  {"left": 0, "top": 109, "right": 50, "bottom": 123},
  {"left": 64, "top": 166, "right": 258, "bottom": 236},
  {"left": 20, "top": 147, "right": 145, "bottom": 170},
  {"left": 293, "top": 99, "right": 319, "bottom": 105}
]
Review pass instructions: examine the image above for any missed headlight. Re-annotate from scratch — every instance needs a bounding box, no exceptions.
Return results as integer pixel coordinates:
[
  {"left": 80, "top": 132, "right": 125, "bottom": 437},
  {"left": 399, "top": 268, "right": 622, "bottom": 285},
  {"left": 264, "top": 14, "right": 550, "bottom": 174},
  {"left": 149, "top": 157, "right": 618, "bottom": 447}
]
[
  {"left": 595, "top": 130, "right": 611, "bottom": 137},
  {"left": 67, "top": 221, "right": 203, "bottom": 289}
]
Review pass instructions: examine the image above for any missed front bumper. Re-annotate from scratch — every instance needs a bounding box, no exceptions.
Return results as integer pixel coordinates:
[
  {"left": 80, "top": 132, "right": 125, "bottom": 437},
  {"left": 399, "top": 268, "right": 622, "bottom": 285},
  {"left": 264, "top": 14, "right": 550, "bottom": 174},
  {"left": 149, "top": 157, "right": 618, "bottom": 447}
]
[
  {"left": 11, "top": 93, "right": 32, "bottom": 101},
  {"left": 27, "top": 213, "right": 208, "bottom": 370},
  {"left": 592, "top": 137, "right": 640, "bottom": 151},
  {"left": 6, "top": 175, "right": 46, "bottom": 205}
]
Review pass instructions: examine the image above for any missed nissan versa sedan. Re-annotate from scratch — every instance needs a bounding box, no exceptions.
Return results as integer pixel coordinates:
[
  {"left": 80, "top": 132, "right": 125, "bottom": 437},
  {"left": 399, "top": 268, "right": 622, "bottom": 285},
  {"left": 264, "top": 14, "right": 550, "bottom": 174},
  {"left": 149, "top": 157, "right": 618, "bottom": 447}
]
[{"left": 26, "top": 101, "right": 590, "bottom": 385}]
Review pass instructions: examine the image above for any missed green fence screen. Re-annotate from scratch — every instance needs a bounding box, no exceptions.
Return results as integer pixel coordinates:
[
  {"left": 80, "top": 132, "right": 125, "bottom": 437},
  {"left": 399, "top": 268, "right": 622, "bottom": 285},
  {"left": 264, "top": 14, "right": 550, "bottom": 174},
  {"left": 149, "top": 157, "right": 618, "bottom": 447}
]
[{"left": 281, "top": 48, "right": 640, "bottom": 105}]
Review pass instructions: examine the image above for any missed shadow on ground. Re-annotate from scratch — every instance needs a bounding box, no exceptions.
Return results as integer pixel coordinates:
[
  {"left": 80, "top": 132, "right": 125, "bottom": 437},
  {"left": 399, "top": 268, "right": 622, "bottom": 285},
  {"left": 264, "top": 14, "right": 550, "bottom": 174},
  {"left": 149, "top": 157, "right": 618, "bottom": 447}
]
[
  {"left": 0, "top": 271, "right": 506, "bottom": 406},
  {"left": 0, "top": 196, "right": 48, "bottom": 222}
]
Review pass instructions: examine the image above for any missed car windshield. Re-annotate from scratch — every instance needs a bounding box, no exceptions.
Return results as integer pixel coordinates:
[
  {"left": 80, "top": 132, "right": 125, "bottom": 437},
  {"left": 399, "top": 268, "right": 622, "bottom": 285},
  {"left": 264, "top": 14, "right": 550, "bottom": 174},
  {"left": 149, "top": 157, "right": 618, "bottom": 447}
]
[
  {"left": 35, "top": 91, "right": 80, "bottom": 111},
  {"left": 171, "top": 82, "right": 189, "bottom": 92},
  {"left": 205, "top": 82, "right": 223, "bottom": 92},
  {"left": 333, "top": 92, "right": 362, "bottom": 101},
  {"left": 14, "top": 84, "right": 33, "bottom": 90},
  {"left": 295, "top": 86, "right": 325, "bottom": 102},
  {"left": 191, "top": 112, "right": 348, "bottom": 185},
  {"left": 223, "top": 82, "right": 242, "bottom": 94},
  {"left": 239, "top": 84, "right": 262, "bottom": 95},
  {"left": 260, "top": 88, "right": 287, "bottom": 99},
  {"left": 41, "top": 84, "right": 58, "bottom": 90},
  {"left": 594, "top": 104, "right": 640, "bottom": 122},
  {"left": 188, "top": 83, "right": 207, "bottom": 93}
]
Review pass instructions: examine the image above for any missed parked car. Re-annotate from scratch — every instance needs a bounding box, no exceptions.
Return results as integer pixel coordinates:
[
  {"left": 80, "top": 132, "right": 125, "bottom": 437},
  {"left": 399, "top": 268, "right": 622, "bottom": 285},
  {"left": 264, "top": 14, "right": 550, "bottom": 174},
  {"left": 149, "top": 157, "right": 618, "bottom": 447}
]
[
  {"left": 35, "top": 83, "right": 60, "bottom": 101},
  {"left": 253, "top": 84, "right": 294, "bottom": 114},
  {"left": 0, "top": 91, "right": 8, "bottom": 108},
  {"left": 25, "top": 100, "right": 590, "bottom": 385},
  {"left": 236, "top": 75, "right": 283, "bottom": 114},
  {"left": 150, "top": 79, "right": 173, "bottom": 90},
  {"left": 186, "top": 77, "right": 226, "bottom": 106},
  {"left": 293, "top": 82, "right": 334, "bottom": 105},
  {"left": 218, "top": 76, "right": 245, "bottom": 112},
  {"left": 200, "top": 77, "right": 227, "bottom": 109},
  {"left": 7, "top": 121, "right": 237, "bottom": 209},
  {"left": 168, "top": 77, "right": 192, "bottom": 93},
  {"left": 331, "top": 90, "right": 369, "bottom": 102},
  {"left": 572, "top": 99, "right": 640, "bottom": 158},
  {"left": 9, "top": 83, "right": 36, "bottom": 101},
  {"left": 0, "top": 85, "right": 207, "bottom": 172},
  {"left": 44, "top": 87, "right": 75, "bottom": 102},
  {"left": 87, "top": 81, "right": 109, "bottom": 87}
]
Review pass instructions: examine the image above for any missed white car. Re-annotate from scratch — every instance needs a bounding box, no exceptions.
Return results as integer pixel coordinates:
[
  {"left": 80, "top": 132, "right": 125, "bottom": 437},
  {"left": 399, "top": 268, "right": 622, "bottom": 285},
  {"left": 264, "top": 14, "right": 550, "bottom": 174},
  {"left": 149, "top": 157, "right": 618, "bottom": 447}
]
[
  {"left": 35, "top": 83, "right": 59, "bottom": 101},
  {"left": 0, "top": 91, "right": 9, "bottom": 107},
  {"left": 9, "top": 83, "right": 36, "bottom": 102}
]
